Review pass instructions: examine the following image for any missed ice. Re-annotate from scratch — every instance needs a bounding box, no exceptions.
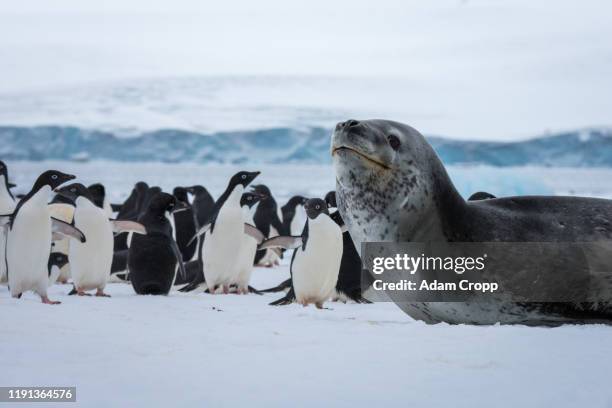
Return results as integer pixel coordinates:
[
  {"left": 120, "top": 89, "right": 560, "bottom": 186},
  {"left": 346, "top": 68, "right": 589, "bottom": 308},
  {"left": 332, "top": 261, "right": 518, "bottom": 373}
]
[{"left": 2, "top": 161, "right": 612, "bottom": 407}]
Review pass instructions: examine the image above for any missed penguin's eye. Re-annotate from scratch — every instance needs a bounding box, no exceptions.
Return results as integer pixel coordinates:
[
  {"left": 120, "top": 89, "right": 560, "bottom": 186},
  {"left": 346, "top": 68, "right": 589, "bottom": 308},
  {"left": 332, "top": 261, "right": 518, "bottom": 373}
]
[
  {"left": 247, "top": 196, "right": 252, "bottom": 200},
  {"left": 71, "top": 188, "right": 76, "bottom": 192},
  {"left": 51, "top": 174, "right": 58, "bottom": 180},
  {"left": 387, "top": 135, "right": 401, "bottom": 151},
  {"left": 241, "top": 174, "right": 247, "bottom": 179},
  {"left": 315, "top": 204, "right": 320, "bottom": 210}
]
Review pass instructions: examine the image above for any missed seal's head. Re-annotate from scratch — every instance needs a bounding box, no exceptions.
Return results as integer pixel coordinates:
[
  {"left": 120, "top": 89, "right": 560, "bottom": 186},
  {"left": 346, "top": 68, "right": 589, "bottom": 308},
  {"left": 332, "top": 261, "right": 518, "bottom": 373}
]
[{"left": 332, "top": 119, "right": 461, "bottom": 247}]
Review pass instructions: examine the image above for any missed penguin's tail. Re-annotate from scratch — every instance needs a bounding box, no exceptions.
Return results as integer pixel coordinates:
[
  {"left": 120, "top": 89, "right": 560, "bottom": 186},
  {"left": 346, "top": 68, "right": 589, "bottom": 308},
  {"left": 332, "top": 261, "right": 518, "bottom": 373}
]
[
  {"left": 178, "top": 281, "right": 207, "bottom": 293},
  {"left": 248, "top": 285, "right": 263, "bottom": 295},
  {"left": 342, "top": 289, "right": 372, "bottom": 304},
  {"left": 260, "top": 278, "right": 292, "bottom": 293},
  {"left": 269, "top": 288, "right": 295, "bottom": 306},
  {"left": 67, "top": 285, "right": 77, "bottom": 296}
]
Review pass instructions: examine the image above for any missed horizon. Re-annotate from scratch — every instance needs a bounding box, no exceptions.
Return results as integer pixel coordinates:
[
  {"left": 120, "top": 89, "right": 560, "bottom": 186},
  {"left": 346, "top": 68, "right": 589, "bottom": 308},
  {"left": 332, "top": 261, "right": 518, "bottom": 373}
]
[{"left": 1, "top": 1, "right": 611, "bottom": 140}]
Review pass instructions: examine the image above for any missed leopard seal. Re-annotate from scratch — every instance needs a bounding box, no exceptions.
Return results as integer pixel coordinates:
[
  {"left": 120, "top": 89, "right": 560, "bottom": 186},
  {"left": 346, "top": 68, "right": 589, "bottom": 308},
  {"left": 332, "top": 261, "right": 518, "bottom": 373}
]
[{"left": 332, "top": 119, "right": 612, "bottom": 326}]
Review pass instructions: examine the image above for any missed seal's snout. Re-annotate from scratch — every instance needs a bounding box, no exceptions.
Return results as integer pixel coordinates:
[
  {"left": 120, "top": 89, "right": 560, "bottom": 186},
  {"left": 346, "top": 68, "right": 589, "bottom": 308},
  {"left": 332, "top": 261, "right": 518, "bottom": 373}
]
[{"left": 335, "top": 119, "right": 361, "bottom": 132}]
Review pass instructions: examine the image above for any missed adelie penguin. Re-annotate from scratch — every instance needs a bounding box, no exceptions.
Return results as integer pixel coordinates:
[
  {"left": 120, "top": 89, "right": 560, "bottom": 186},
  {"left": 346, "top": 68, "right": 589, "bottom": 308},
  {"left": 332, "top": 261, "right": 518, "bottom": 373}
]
[
  {"left": 251, "top": 184, "right": 284, "bottom": 266},
  {"left": 260, "top": 198, "right": 343, "bottom": 309},
  {"left": 128, "top": 192, "right": 188, "bottom": 295},
  {"left": 56, "top": 183, "right": 147, "bottom": 297},
  {"left": 1, "top": 170, "right": 85, "bottom": 304},
  {"left": 0, "top": 161, "right": 16, "bottom": 284},
  {"left": 186, "top": 171, "right": 264, "bottom": 294},
  {"left": 233, "top": 191, "right": 266, "bottom": 294}
]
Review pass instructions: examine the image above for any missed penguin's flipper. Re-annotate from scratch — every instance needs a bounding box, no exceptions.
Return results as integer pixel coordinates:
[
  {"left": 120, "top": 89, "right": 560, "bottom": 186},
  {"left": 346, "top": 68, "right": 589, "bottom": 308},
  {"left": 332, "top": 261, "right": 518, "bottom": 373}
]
[
  {"left": 260, "top": 278, "right": 292, "bottom": 293},
  {"left": 169, "top": 238, "right": 188, "bottom": 280},
  {"left": 187, "top": 223, "right": 211, "bottom": 246},
  {"left": 244, "top": 223, "right": 265, "bottom": 244},
  {"left": 51, "top": 217, "right": 86, "bottom": 243},
  {"left": 259, "top": 236, "right": 302, "bottom": 250},
  {"left": 269, "top": 288, "right": 295, "bottom": 306},
  {"left": 110, "top": 220, "right": 147, "bottom": 235}
]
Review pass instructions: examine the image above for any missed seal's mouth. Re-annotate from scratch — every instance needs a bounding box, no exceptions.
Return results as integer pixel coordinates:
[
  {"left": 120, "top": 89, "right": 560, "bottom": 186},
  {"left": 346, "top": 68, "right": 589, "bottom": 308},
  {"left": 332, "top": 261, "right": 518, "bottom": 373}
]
[{"left": 332, "top": 146, "right": 392, "bottom": 169}]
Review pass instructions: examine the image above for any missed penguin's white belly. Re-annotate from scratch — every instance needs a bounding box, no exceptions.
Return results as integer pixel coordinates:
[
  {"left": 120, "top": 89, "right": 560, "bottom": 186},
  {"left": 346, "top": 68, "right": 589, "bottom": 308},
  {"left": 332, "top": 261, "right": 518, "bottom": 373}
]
[
  {"left": 292, "top": 221, "right": 342, "bottom": 305},
  {"left": 290, "top": 209, "right": 306, "bottom": 236},
  {"left": 0, "top": 229, "right": 8, "bottom": 284},
  {"left": 7, "top": 205, "right": 52, "bottom": 296},
  {"left": 202, "top": 208, "right": 243, "bottom": 288},
  {"left": 70, "top": 206, "right": 113, "bottom": 290},
  {"left": 235, "top": 235, "right": 257, "bottom": 288}
]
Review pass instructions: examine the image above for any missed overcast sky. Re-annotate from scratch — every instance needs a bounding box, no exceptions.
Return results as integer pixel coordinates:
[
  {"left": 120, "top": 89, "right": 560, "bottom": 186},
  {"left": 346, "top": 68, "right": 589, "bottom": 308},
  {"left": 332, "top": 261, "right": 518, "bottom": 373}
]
[{"left": 0, "top": 0, "right": 610, "bottom": 139}]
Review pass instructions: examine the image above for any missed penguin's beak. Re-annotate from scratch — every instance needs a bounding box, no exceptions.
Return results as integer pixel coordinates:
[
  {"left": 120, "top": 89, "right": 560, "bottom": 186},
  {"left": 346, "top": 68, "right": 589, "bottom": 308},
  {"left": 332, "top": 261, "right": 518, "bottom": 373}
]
[{"left": 8, "top": 182, "right": 16, "bottom": 189}]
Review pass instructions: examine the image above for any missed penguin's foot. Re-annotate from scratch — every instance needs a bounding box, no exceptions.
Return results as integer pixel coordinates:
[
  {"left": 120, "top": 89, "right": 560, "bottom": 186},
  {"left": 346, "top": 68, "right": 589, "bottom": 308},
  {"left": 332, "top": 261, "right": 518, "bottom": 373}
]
[
  {"left": 41, "top": 296, "right": 61, "bottom": 305},
  {"left": 95, "top": 289, "right": 111, "bottom": 297},
  {"left": 77, "top": 289, "right": 91, "bottom": 296},
  {"left": 315, "top": 302, "right": 324, "bottom": 309},
  {"left": 222, "top": 284, "right": 230, "bottom": 294}
]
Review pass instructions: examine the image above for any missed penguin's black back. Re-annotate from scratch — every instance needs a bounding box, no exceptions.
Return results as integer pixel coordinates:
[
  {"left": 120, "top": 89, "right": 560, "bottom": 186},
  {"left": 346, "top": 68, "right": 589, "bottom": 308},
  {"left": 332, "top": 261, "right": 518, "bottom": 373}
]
[
  {"left": 128, "top": 196, "right": 177, "bottom": 296},
  {"left": 191, "top": 186, "right": 215, "bottom": 228}
]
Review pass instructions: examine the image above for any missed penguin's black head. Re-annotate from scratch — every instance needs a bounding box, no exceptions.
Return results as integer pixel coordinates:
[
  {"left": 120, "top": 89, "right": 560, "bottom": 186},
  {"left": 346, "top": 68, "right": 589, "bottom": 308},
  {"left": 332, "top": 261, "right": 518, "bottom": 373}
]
[
  {"left": 48, "top": 252, "right": 69, "bottom": 269},
  {"left": 240, "top": 192, "right": 265, "bottom": 209},
  {"left": 56, "top": 183, "right": 94, "bottom": 204},
  {"left": 250, "top": 184, "right": 271, "bottom": 196},
  {"left": 304, "top": 198, "right": 329, "bottom": 220},
  {"left": 148, "top": 192, "right": 186, "bottom": 215},
  {"left": 325, "top": 191, "right": 337, "bottom": 208},
  {"left": 173, "top": 187, "right": 190, "bottom": 205},
  {"left": 186, "top": 185, "right": 205, "bottom": 196},
  {"left": 230, "top": 171, "right": 260, "bottom": 188},
  {"left": 36, "top": 170, "right": 76, "bottom": 191},
  {"left": 286, "top": 195, "right": 308, "bottom": 208},
  {"left": 87, "top": 183, "right": 106, "bottom": 208}
]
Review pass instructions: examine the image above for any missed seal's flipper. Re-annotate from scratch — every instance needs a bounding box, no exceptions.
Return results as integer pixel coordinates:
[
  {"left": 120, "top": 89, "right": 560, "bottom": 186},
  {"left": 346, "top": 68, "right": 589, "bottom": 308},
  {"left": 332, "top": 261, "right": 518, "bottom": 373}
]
[
  {"left": 244, "top": 223, "right": 265, "bottom": 244},
  {"left": 259, "top": 236, "right": 302, "bottom": 250},
  {"left": 269, "top": 288, "right": 295, "bottom": 306},
  {"left": 51, "top": 217, "right": 86, "bottom": 243},
  {"left": 187, "top": 223, "right": 211, "bottom": 246},
  {"left": 110, "top": 220, "right": 147, "bottom": 235},
  {"left": 260, "top": 278, "right": 292, "bottom": 293}
]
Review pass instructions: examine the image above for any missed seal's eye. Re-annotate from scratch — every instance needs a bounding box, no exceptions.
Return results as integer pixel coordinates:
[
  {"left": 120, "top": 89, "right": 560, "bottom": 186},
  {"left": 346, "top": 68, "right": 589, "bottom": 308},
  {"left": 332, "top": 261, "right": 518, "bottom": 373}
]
[
  {"left": 387, "top": 135, "right": 401, "bottom": 151},
  {"left": 51, "top": 174, "right": 58, "bottom": 180}
]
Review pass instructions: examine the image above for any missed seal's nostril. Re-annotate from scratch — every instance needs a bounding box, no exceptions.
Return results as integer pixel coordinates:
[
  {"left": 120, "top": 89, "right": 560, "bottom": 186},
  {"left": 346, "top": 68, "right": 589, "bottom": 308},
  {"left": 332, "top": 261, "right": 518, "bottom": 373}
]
[{"left": 346, "top": 119, "right": 360, "bottom": 128}]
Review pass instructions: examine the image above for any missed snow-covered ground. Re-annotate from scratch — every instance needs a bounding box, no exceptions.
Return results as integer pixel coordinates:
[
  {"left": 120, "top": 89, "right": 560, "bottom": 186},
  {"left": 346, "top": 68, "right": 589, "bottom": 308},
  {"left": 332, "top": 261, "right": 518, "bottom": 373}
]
[{"left": 2, "top": 162, "right": 612, "bottom": 407}]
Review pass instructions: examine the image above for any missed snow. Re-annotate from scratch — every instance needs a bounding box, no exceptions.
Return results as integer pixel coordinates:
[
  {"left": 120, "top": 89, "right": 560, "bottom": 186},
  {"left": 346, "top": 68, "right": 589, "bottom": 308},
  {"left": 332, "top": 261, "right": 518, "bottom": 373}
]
[{"left": 2, "top": 161, "right": 612, "bottom": 406}]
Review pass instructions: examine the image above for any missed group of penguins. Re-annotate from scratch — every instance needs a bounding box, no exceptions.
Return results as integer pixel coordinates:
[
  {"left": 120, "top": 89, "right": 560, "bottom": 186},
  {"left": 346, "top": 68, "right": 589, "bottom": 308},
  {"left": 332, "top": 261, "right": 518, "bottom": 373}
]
[{"left": 0, "top": 161, "right": 370, "bottom": 309}]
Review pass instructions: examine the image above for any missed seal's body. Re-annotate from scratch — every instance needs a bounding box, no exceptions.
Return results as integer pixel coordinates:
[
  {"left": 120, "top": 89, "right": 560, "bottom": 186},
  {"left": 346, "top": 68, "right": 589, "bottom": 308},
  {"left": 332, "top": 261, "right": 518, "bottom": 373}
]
[{"left": 332, "top": 119, "right": 612, "bottom": 325}]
